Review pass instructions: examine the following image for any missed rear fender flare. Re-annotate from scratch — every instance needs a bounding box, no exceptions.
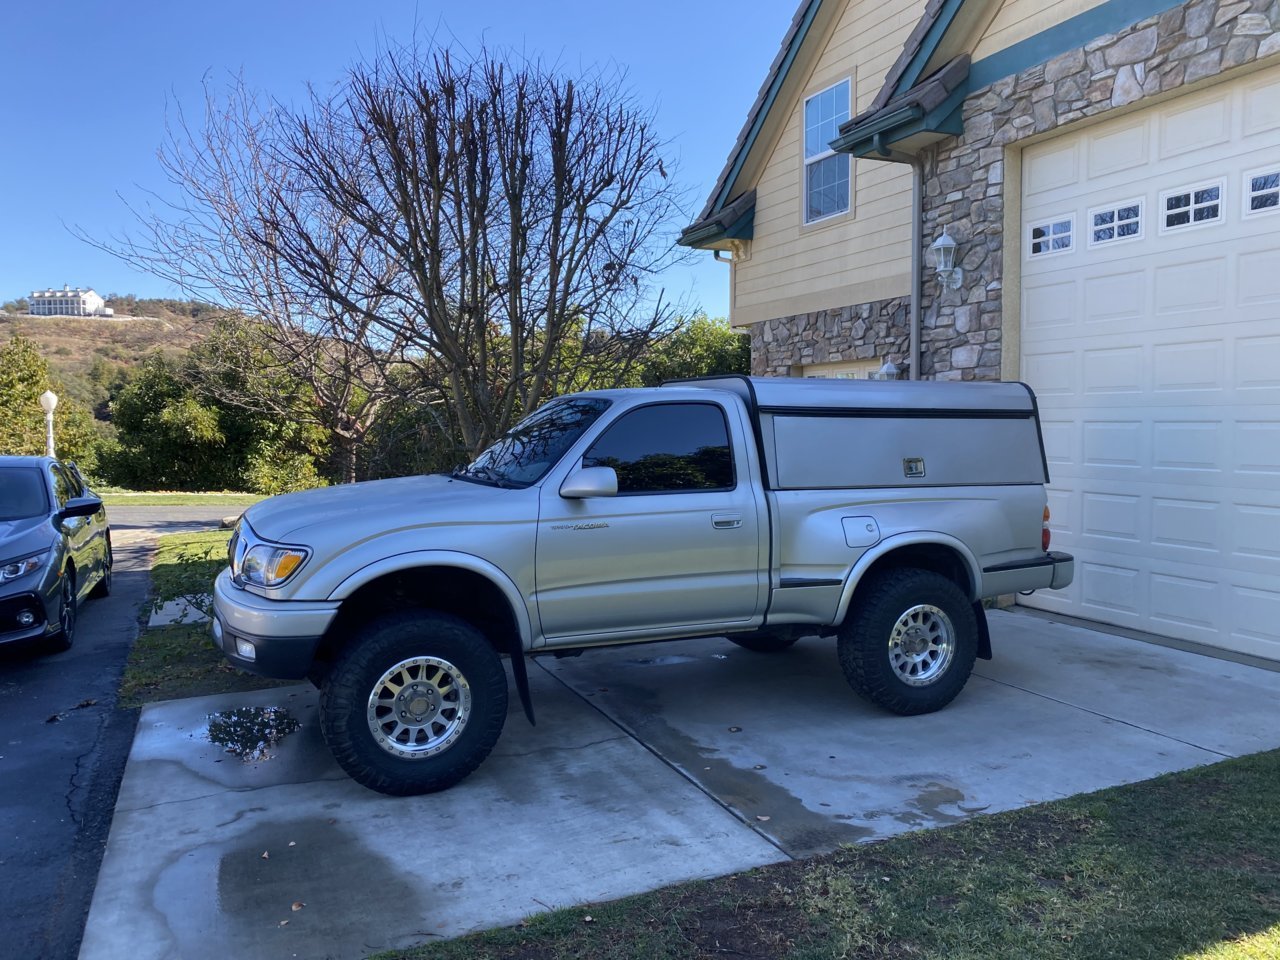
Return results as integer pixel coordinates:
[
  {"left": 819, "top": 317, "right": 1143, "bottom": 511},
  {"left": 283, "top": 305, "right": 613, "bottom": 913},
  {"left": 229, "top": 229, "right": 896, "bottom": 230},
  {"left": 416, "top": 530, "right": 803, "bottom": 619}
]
[{"left": 833, "top": 533, "right": 983, "bottom": 624}]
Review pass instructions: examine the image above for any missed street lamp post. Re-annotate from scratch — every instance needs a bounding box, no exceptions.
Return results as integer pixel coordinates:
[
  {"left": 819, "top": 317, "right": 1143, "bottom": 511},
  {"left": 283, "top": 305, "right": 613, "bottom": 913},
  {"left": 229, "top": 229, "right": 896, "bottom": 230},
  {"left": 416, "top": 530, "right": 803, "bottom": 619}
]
[{"left": 38, "top": 390, "right": 58, "bottom": 458}]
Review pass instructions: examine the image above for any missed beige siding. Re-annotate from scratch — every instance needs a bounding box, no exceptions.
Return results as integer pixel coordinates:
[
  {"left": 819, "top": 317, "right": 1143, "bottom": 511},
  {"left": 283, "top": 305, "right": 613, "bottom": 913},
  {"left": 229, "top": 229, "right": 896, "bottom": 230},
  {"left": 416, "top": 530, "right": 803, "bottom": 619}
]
[
  {"left": 972, "top": 0, "right": 1109, "bottom": 61},
  {"left": 732, "top": 0, "right": 925, "bottom": 328}
]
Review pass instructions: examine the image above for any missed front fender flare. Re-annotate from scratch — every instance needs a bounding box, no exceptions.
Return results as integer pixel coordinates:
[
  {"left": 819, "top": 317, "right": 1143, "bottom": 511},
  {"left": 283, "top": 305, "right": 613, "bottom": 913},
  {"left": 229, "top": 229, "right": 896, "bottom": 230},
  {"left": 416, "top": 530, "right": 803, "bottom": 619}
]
[
  {"left": 833, "top": 533, "right": 983, "bottom": 625},
  {"left": 328, "top": 550, "right": 534, "bottom": 651},
  {"left": 328, "top": 550, "right": 538, "bottom": 726}
]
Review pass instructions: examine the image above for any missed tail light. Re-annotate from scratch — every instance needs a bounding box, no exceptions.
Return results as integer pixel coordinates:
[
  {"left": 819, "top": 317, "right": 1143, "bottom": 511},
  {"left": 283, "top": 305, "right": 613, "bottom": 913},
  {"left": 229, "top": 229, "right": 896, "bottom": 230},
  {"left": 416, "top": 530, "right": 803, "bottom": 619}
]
[{"left": 1042, "top": 506, "right": 1052, "bottom": 552}]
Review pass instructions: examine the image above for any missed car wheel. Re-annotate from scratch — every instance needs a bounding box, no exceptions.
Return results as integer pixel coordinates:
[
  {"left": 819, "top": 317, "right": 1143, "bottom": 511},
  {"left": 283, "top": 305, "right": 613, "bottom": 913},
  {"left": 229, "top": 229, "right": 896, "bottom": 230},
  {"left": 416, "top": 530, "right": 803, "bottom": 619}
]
[
  {"left": 48, "top": 569, "right": 77, "bottom": 653},
  {"left": 319, "top": 610, "right": 508, "bottom": 796},
  {"left": 89, "top": 538, "right": 113, "bottom": 599},
  {"left": 837, "top": 568, "right": 977, "bottom": 716},
  {"left": 728, "top": 631, "right": 800, "bottom": 653}
]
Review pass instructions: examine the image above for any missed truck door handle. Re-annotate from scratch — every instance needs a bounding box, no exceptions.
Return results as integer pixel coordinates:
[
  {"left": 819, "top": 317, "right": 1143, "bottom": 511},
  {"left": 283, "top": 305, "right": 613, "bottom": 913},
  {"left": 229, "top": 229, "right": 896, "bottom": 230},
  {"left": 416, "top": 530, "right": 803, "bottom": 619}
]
[{"left": 712, "top": 513, "right": 743, "bottom": 529}]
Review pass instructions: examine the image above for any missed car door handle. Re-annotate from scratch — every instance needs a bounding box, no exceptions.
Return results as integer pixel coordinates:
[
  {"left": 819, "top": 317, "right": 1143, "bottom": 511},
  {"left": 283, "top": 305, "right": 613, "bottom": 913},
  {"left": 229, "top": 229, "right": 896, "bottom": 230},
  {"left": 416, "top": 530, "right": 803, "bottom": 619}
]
[{"left": 712, "top": 513, "right": 743, "bottom": 529}]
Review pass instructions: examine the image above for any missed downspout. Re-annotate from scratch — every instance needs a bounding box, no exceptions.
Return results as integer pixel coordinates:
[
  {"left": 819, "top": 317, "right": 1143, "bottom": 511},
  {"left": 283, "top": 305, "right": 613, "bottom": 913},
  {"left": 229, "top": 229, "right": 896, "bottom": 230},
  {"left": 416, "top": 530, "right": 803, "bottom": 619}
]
[{"left": 876, "top": 148, "right": 924, "bottom": 380}]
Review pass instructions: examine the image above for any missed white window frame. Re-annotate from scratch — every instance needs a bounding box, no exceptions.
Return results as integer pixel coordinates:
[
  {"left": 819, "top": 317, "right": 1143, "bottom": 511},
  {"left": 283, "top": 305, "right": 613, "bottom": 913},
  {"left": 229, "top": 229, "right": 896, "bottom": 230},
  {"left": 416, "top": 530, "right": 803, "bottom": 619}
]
[
  {"left": 802, "top": 78, "right": 852, "bottom": 225},
  {"left": 803, "top": 358, "right": 880, "bottom": 380},
  {"left": 1087, "top": 198, "right": 1144, "bottom": 247},
  {"left": 1243, "top": 165, "right": 1280, "bottom": 219},
  {"left": 1158, "top": 178, "right": 1225, "bottom": 234},
  {"left": 1026, "top": 213, "right": 1075, "bottom": 259}
]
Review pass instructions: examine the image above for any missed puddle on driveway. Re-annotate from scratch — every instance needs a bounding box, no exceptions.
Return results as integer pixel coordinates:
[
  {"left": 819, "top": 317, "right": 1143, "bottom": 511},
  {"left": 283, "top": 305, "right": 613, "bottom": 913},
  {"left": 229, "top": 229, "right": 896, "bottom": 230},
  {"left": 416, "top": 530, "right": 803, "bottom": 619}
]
[
  {"left": 156, "top": 817, "right": 431, "bottom": 958},
  {"left": 574, "top": 674, "right": 874, "bottom": 857},
  {"left": 206, "top": 706, "right": 301, "bottom": 762}
]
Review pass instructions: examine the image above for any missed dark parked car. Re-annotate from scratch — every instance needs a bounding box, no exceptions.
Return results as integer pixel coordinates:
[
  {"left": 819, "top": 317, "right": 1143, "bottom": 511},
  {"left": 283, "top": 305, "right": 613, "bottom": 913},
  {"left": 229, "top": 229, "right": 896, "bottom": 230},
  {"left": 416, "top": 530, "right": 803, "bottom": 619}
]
[{"left": 0, "top": 456, "right": 112, "bottom": 652}]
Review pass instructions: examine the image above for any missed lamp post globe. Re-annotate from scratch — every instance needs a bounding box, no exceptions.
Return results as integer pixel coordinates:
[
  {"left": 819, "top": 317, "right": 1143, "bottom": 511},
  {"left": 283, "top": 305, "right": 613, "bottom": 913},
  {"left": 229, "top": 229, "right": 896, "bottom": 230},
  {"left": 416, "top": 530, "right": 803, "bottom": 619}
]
[{"left": 39, "top": 390, "right": 58, "bottom": 457}]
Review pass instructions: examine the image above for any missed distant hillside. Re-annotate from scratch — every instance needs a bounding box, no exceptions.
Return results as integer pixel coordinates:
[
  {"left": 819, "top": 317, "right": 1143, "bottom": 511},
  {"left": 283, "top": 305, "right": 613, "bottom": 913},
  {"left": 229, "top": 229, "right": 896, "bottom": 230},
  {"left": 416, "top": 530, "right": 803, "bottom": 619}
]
[{"left": 0, "top": 311, "right": 206, "bottom": 414}]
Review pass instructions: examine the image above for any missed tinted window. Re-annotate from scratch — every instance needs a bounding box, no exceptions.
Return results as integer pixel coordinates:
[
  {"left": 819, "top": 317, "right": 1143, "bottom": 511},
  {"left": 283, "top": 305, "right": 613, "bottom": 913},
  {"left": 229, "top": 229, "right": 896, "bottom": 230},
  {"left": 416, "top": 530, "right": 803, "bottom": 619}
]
[
  {"left": 583, "top": 403, "right": 734, "bottom": 494},
  {"left": 0, "top": 467, "right": 51, "bottom": 520},
  {"left": 50, "top": 465, "right": 73, "bottom": 508}
]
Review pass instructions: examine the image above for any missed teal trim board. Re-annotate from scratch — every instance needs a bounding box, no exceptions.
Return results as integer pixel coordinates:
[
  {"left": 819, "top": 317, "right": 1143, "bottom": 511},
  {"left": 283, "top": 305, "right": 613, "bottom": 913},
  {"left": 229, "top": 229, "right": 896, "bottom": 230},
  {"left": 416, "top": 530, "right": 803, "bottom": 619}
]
[
  {"left": 892, "top": 0, "right": 969, "bottom": 97},
  {"left": 969, "top": 0, "right": 1184, "bottom": 91},
  {"left": 710, "top": 0, "right": 824, "bottom": 214}
]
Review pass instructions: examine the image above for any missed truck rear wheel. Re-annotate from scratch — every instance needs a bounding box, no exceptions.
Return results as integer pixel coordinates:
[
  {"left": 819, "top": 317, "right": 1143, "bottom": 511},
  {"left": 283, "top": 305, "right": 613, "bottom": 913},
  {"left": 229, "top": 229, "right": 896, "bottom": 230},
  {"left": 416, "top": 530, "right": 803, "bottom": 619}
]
[
  {"left": 319, "top": 611, "right": 508, "bottom": 796},
  {"left": 837, "top": 568, "right": 977, "bottom": 715}
]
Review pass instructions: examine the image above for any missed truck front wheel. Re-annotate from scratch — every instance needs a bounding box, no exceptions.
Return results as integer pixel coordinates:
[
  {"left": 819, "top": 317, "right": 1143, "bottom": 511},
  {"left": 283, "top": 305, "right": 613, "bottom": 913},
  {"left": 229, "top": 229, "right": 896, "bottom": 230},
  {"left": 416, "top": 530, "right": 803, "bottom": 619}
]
[
  {"left": 319, "top": 611, "right": 509, "bottom": 796},
  {"left": 837, "top": 568, "right": 977, "bottom": 715}
]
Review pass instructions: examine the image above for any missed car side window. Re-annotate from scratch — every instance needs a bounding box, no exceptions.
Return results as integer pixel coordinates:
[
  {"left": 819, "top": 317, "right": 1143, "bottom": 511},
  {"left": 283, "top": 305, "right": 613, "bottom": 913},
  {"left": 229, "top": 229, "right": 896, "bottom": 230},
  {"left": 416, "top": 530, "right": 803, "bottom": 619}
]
[
  {"left": 582, "top": 403, "right": 735, "bottom": 494},
  {"left": 49, "top": 465, "right": 73, "bottom": 508}
]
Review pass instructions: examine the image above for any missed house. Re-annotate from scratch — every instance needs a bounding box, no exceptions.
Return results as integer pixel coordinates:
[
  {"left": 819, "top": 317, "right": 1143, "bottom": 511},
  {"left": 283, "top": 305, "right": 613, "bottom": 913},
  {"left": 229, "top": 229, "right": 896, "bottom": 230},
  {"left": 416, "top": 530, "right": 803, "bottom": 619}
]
[
  {"left": 681, "top": 0, "right": 1280, "bottom": 660},
  {"left": 29, "top": 285, "right": 114, "bottom": 317}
]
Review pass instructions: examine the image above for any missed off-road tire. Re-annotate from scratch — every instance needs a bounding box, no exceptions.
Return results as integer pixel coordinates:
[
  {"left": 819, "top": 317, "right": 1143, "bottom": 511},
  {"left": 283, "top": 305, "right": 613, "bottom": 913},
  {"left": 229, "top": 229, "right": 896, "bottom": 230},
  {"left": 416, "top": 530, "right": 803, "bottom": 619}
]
[
  {"left": 319, "top": 610, "right": 508, "bottom": 796},
  {"left": 837, "top": 568, "right": 977, "bottom": 715},
  {"left": 729, "top": 632, "right": 800, "bottom": 653}
]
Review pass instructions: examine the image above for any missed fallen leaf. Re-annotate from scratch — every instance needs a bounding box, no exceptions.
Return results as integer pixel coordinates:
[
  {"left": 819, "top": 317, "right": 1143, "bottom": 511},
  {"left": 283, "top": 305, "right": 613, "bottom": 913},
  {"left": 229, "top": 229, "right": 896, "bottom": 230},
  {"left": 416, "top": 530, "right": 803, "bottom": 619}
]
[
  {"left": 753, "top": 764, "right": 767, "bottom": 770},
  {"left": 728, "top": 726, "right": 742, "bottom": 733},
  {"left": 46, "top": 714, "right": 63, "bottom": 724},
  {"left": 291, "top": 901, "right": 305, "bottom": 912},
  {"left": 74, "top": 699, "right": 98, "bottom": 709},
  {"left": 261, "top": 851, "right": 269, "bottom": 860},
  {"left": 755, "top": 815, "right": 771, "bottom": 822},
  {"left": 278, "top": 920, "right": 289, "bottom": 927},
  {"left": 288, "top": 841, "right": 296, "bottom": 847}
]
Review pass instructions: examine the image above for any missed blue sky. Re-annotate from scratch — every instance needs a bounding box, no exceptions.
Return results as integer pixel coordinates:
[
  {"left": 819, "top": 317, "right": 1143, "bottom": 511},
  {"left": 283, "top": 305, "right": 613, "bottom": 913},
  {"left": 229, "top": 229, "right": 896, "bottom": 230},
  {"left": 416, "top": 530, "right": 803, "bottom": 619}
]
[{"left": 0, "top": 1, "right": 796, "bottom": 318}]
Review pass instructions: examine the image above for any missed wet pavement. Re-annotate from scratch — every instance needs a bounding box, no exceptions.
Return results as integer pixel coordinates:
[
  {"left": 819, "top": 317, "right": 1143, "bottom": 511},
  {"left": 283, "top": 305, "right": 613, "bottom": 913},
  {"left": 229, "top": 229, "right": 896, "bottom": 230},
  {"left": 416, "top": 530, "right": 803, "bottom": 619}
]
[{"left": 79, "top": 610, "right": 1280, "bottom": 959}]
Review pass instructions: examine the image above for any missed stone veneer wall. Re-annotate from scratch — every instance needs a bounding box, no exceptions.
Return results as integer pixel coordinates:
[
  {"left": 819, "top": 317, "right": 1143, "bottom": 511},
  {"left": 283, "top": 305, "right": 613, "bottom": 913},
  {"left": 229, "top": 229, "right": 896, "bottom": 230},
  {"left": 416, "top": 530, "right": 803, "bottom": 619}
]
[
  {"left": 751, "top": 0, "right": 1280, "bottom": 380},
  {"left": 749, "top": 296, "right": 911, "bottom": 377}
]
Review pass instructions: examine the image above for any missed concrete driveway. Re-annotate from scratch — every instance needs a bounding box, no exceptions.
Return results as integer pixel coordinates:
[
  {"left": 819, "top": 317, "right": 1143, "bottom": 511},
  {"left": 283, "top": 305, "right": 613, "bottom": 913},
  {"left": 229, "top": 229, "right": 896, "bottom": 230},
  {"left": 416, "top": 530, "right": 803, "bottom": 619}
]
[{"left": 79, "top": 610, "right": 1280, "bottom": 960}]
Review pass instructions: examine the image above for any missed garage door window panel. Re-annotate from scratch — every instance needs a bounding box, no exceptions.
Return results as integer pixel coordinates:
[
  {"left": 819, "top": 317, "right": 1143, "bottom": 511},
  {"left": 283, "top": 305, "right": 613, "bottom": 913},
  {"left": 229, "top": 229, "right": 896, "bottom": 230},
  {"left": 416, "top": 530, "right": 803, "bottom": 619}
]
[
  {"left": 1244, "top": 168, "right": 1279, "bottom": 216},
  {"left": 1028, "top": 215, "right": 1074, "bottom": 258},
  {"left": 583, "top": 403, "right": 735, "bottom": 495},
  {"left": 1089, "top": 199, "right": 1144, "bottom": 246},
  {"left": 1160, "top": 180, "right": 1224, "bottom": 232}
]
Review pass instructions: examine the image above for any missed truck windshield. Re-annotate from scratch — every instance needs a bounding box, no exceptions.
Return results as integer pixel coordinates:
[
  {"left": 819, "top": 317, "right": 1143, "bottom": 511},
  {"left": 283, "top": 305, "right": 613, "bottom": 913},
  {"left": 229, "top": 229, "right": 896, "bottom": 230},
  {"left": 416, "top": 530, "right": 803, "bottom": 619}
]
[{"left": 456, "top": 398, "right": 611, "bottom": 488}]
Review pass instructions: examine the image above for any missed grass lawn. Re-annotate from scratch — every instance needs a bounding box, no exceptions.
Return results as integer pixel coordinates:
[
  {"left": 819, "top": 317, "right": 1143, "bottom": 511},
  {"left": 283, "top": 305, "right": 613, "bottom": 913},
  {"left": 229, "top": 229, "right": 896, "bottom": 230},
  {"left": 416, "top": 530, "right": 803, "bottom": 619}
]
[
  {"left": 120, "top": 529, "right": 291, "bottom": 707},
  {"left": 97, "top": 487, "right": 264, "bottom": 508},
  {"left": 371, "top": 750, "right": 1280, "bottom": 960}
]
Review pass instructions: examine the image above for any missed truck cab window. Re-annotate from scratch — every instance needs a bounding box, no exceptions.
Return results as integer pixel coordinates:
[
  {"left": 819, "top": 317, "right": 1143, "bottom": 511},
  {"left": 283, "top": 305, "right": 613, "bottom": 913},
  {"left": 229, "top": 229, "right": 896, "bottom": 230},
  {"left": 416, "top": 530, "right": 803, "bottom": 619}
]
[{"left": 583, "top": 403, "right": 734, "bottom": 494}]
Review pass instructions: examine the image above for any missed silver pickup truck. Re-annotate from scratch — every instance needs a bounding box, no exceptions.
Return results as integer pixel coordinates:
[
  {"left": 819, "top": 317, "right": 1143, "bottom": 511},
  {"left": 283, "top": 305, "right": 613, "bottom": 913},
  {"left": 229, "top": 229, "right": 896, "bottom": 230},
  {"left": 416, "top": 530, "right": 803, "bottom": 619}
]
[{"left": 213, "top": 375, "right": 1073, "bottom": 795}]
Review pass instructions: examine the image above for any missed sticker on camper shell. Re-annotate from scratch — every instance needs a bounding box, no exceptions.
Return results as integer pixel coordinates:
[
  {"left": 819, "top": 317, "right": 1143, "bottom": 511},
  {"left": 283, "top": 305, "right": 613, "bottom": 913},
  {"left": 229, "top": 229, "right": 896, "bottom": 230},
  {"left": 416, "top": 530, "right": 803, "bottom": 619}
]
[{"left": 903, "top": 458, "right": 926, "bottom": 479}]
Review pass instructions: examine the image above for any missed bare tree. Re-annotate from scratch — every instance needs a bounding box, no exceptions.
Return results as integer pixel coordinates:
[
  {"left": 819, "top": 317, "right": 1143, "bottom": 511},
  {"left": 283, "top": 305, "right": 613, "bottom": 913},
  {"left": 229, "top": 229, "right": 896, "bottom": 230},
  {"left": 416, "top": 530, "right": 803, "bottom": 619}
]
[
  {"left": 276, "top": 46, "right": 689, "bottom": 454},
  {"left": 91, "top": 84, "right": 420, "bottom": 483},
  {"left": 95, "top": 44, "right": 690, "bottom": 472}
]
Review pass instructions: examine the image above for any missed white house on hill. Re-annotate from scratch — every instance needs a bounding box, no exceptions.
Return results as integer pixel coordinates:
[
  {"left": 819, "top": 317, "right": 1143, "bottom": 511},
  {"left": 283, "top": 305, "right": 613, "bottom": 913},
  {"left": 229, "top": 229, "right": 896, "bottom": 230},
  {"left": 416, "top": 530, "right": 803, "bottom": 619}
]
[{"left": 29, "top": 285, "right": 114, "bottom": 317}]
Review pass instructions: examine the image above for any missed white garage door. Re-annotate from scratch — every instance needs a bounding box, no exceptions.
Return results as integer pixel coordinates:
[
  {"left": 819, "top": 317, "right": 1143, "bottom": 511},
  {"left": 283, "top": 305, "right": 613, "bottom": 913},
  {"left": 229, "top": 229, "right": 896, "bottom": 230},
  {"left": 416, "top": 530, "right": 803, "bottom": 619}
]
[{"left": 1018, "top": 63, "right": 1280, "bottom": 660}]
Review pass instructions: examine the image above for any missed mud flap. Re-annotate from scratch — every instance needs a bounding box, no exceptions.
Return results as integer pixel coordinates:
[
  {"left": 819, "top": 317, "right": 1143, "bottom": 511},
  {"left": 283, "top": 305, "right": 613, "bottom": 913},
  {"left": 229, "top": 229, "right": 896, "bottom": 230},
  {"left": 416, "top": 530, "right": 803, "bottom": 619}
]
[
  {"left": 509, "top": 648, "right": 536, "bottom": 725},
  {"left": 974, "top": 602, "right": 992, "bottom": 660}
]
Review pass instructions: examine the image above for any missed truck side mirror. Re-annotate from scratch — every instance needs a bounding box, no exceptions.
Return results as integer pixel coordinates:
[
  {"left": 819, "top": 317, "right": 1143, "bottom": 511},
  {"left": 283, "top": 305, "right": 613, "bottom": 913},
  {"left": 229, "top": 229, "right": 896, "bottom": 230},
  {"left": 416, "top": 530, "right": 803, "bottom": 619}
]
[{"left": 560, "top": 466, "right": 618, "bottom": 499}]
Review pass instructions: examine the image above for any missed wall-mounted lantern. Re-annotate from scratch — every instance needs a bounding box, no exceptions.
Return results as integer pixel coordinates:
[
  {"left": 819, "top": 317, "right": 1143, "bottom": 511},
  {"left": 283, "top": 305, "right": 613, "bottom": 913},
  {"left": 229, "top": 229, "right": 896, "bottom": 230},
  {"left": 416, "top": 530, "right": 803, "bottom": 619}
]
[{"left": 929, "top": 228, "right": 964, "bottom": 291}]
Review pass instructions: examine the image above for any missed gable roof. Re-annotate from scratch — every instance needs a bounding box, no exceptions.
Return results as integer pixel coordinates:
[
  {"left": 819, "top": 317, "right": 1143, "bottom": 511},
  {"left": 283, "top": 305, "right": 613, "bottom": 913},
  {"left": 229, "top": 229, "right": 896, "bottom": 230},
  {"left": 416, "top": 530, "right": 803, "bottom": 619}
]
[{"left": 679, "top": 0, "right": 824, "bottom": 249}]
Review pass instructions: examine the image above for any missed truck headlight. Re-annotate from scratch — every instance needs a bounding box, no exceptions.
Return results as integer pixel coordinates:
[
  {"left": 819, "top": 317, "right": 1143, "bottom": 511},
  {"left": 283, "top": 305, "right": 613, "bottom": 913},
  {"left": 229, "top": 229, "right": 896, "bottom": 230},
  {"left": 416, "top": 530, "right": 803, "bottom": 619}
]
[
  {"left": 240, "top": 545, "right": 309, "bottom": 587},
  {"left": 0, "top": 552, "right": 48, "bottom": 584}
]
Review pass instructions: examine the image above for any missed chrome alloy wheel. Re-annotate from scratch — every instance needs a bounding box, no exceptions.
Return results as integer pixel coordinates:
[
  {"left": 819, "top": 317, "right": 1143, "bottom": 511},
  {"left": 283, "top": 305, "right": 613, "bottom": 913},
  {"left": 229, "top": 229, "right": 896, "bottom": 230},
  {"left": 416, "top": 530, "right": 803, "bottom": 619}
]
[
  {"left": 887, "top": 603, "right": 955, "bottom": 686},
  {"left": 366, "top": 656, "right": 472, "bottom": 759}
]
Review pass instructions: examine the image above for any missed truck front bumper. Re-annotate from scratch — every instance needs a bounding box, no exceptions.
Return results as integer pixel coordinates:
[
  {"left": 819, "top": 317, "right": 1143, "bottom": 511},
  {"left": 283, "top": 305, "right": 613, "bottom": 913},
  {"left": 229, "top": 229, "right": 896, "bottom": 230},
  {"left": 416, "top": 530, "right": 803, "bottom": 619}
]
[{"left": 211, "top": 569, "right": 340, "bottom": 679}]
